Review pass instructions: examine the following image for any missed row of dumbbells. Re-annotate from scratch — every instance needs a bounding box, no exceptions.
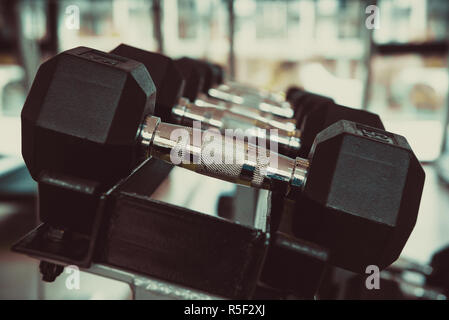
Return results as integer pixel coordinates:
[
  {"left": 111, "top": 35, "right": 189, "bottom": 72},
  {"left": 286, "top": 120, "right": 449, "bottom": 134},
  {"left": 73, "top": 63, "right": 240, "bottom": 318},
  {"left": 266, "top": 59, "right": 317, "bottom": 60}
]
[
  {"left": 21, "top": 44, "right": 425, "bottom": 288},
  {"left": 112, "top": 44, "right": 385, "bottom": 160}
]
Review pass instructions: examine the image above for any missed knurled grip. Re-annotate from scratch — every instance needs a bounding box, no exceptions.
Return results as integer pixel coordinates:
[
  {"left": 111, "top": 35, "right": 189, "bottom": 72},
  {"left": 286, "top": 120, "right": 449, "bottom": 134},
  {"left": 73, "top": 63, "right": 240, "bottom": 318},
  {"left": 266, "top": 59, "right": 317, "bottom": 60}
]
[{"left": 140, "top": 115, "right": 302, "bottom": 192}]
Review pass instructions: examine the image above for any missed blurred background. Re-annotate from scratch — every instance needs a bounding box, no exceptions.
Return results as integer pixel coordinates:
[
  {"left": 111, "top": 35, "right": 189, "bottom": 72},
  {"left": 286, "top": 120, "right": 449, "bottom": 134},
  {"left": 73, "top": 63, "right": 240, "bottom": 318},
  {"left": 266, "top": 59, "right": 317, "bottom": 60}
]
[{"left": 1, "top": 0, "right": 449, "bottom": 299}]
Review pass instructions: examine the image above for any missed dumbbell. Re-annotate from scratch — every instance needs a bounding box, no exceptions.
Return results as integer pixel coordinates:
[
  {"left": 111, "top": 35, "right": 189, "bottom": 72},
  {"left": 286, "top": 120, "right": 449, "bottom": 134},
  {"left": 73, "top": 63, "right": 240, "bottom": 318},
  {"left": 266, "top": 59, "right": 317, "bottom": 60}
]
[
  {"left": 189, "top": 58, "right": 381, "bottom": 152},
  {"left": 205, "top": 65, "right": 381, "bottom": 152},
  {"left": 175, "top": 57, "right": 295, "bottom": 119},
  {"left": 189, "top": 59, "right": 289, "bottom": 108},
  {"left": 181, "top": 59, "right": 363, "bottom": 136},
  {"left": 286, "top": 86, "right": 333, "bottom": 123},
  {"left": 112, "top": 44, "right": 384, "bottom": 158},
  {"left": 281, "top": 85, "right": 390, "bottom": 157},
  {"left": 208, "top": 62, "right": 287, "bottom": 105},
  {"left": 175, "top": 57, "right": 297, "bottom": 132},
  {"left": 176, "top": 57, "right": 298, "bottom": 141},
  {"left": 22, "top": 46, "right": 425, "bottom": 273},
  {"left": 207, "top": 63, "right": 294, "bottom": 116},
  {"left": 110, "top": 45, "right": 301, "bottom": 156}
]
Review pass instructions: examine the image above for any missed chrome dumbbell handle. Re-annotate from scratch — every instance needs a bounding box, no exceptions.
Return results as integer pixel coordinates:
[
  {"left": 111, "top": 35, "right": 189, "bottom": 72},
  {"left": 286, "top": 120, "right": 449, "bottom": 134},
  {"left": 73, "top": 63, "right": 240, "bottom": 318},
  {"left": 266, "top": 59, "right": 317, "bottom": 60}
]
[
  {"left": 172, "top": 98, "right": 301, "bottom": 155},
  {"left": 195, "top": 96, "right": 296, "bottom": 131},
  {"left": 139, "top": 115, "right": 308, "bottom": 195},
  {"left": 206, "top": 87, "right": 295, "bottom": 118}
]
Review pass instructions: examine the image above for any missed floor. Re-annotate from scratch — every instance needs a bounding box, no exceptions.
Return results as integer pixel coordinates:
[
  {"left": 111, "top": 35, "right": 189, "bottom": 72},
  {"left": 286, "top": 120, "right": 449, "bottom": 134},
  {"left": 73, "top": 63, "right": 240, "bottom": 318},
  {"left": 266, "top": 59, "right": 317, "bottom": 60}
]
[{"left": 0, "top": 163, "right": 448, "bottom": 299}]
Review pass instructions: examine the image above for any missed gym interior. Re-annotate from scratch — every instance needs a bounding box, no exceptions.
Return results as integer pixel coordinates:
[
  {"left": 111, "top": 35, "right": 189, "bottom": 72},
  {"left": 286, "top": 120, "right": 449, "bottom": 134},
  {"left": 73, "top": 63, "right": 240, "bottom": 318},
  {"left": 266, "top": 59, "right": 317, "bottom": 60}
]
[{"left": 0, "top": 0, "right": 449, "bottom": 301}]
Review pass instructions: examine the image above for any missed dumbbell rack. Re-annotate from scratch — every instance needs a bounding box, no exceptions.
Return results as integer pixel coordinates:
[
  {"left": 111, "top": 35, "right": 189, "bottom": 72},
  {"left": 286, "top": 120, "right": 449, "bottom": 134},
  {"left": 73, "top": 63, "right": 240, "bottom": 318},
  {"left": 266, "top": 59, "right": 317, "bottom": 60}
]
[{"left": 12, "top": 157, "right": 329, "bottom": 299}]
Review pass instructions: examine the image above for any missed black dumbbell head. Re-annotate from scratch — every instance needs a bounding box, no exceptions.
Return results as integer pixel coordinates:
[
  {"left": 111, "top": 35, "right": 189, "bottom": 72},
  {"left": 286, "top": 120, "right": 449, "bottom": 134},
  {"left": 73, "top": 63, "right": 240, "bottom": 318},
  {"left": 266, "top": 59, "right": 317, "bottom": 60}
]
[
  {"left": 175, "top": 57, "right": 216, "bottom": 93},
  {"left": 286, "top": 86, "right": 304, "bottom": 102},
  {"left": 174, "top": 57, "right": 206, "bottom": 102},
  {"left": 21, "top": 47, "right": 156, "bottom": 185},
  {"left": 295, "top": 94, "right": 333, "bottom": 128},
  {"left": 293, "top": 120, "right": 425, "bottom": 273},
  {"left": 111, "top": 44, "right": 185, "bottom": 122},
  {"left": 192, "top": 60, "right": 216, "bottom": 93},
  {"left": 211, "top": 63, "right": 225, "bottom": 85},
  {"left": 298, "top": 104, "right": 384, "bottom": 157},
  {"left": 287, "top": 87, "right": 335, "bottom": 125}
]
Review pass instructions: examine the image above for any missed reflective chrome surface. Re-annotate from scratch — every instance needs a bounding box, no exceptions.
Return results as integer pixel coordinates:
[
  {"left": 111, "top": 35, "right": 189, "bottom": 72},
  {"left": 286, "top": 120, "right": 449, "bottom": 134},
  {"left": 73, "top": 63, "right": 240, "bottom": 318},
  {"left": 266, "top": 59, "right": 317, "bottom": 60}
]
[
  {"left": 139, "top": 116, "right": 160, "bottom": 158},
  {"left": 208, "top": 85, "right": 295, "bottom": 118},
  {"left": 288, "top": 157, "right": 309, "bottom": 198},
  {"left": 172, "top": 98, "right": 301, "bottom": 154},
  {"left": 139, "top": 115, "right": 308, "bottom": 195},
  {"left": 224, "top": 81, "right": 286, "bottom": 104},
  {"left": 196, "top": 94, "right": 296, "bottom": 132}
]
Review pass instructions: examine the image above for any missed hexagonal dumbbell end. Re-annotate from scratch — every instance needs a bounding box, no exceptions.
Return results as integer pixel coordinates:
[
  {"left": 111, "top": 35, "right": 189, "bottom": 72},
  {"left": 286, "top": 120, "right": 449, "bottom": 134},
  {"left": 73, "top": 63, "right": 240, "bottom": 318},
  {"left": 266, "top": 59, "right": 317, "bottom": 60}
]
[
  {"left": 21, "top": 46, "right": 156, "bottom": 186},
  {"left": 210, "top": 63, "right": 225, "bottom": 85},
  {"left": 286, "top": 86, "right": 334, "bottom": 122},
  {"left": 111, "top": 44, "right": 185, "bottom": 122},
  {"left": 174, "top": 57, "right": 206, "bottom": 102},
  {"left": 293, "top": 120, "right": 425, "bottom": 273},
  {"left": 298, "top": 104, "right": 385, "bottom": 157},
  {"left": 286, "top": 86, "right": 303, "bottom": 102}
]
